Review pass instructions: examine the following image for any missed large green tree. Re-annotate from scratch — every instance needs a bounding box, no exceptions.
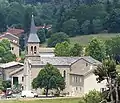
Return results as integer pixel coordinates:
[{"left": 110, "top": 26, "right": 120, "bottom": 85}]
[
  {"left": 105, "top": 36, "right": 120, "bottom": 57},
  {"left": 0, "top": 39, "right": 16, "bottom": 63},
  {"left": 86, "top": 38, "right": 106, "bottom": 61},
  {"left": 70, "top": 43, "right": 83, "bottom": 57},
  {"left": 94, "top": 58, "right": 120, "bottom": 103},
  {"left": 47, "top": 32, "right": 69, "bottom": 47},
  {"left": 32, "top": 63, "right": 65, "bottom": 96},
  {"left": 55, "top": 41, "right": 70, "bottom": 56}
]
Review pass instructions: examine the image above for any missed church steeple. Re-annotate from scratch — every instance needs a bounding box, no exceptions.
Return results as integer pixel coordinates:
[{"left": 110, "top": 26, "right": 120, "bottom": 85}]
[
  {"left": 28, "top": 14, "right": 40, "bottom": 43},
  {"left": 27, "top": 14, "right": 40, "bottom": 55}
]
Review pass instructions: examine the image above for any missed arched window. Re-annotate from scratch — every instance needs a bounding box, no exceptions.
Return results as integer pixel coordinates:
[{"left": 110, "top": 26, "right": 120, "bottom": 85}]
[
  {"left": 31, "top": 46, "right": 33, "bottom": 54},
  {"left": 63, "top": 70, "right": 66, "bottom": 78},
  {"left": 34, "top": 46, "right": 37, "bottom": 54}
]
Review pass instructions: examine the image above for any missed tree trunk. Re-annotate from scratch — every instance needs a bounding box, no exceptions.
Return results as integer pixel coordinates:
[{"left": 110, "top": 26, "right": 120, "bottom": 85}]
[
  {"left": 46, "top": 87, "right": 49, "bottom": 97},
  {"left": 110, "top": 78, "right": 114, "bottom": 103},
  {"left": 115, "top": 81, "right": 119, "bottom": 103}
]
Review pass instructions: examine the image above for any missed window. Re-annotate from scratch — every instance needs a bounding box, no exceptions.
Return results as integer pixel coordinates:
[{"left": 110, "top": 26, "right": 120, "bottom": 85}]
[
  {"left": 31, "top": 46, "right": 33, "bottom": 54},
  {"left": 34, "top": 46, "right": 37, "bottom": 54},
  {"left": 86, "top": 63, "right": 88, "bottom": 66},
  {"left": 11, "top": 47, "right": 14, "bottom": 50},
  {"left": 63, "top": 70, "right": 66, "bottom": 78},
  {"left": 22, "top": 77, "right": 24, "bottom": 82},
  {"left": 76, "top": 87, "right": 78, "bottom": 90},
  {"left": 76, "top": 76, "right": 77, "bottom": 83}
]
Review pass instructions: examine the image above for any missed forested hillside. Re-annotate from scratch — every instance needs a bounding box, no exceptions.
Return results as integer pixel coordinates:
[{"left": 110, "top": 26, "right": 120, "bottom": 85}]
[{"left": 0, "top": 0, "right": 120, "bottom": 37}]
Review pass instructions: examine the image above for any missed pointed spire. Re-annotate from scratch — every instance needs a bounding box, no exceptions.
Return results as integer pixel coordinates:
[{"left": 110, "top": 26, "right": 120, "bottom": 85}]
[{"left": 28, "top": 14, "right": 40, "bottom": 43}]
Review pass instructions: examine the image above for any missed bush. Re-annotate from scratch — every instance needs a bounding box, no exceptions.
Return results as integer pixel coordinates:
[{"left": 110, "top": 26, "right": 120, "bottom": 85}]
[{"left": 79, "top": 90, "right": 102, "bottom": 103}]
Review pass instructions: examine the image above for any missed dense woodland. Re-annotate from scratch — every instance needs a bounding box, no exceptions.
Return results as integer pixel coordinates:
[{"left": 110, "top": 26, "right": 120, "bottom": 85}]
[{"left": 0, "top": 0, "right": 120, "bottom": 35}]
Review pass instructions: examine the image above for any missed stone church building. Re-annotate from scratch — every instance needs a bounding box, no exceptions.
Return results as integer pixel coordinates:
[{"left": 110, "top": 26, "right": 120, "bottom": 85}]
[{"left": 10, "top": 15, "right": 106, "bottom": 97}]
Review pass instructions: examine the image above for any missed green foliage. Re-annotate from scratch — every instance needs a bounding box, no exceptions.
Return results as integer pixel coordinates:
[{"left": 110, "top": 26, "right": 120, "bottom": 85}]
[
  {"left": 55, "top": 42, "right": 83, "bottom": 57},
  {"left": 47, "top": 32, "right": 69, "bottom": 47},
  {"left": 2, "top": 80, "right": 11, "bottom": 90},
  {"left": 70, "top": 43, "right": 83, "bottom": 56},
  {"left": 94, "top": 58, "right": 117, "bottom": 83},
  {"left": 94, "top": 58, "right": 120, "bottom": 102},
  {"left": 19, "top": 34, "right": 25, "bottom": 51},
  {"left": 79, "top": 90, "right": 102, "bottom": 103},
  {"left": 105, "top": 36, "right": 120, "bottom": 57},
  {"left": 86, "top": 38, "right": 106, "bottom": 61},
  {"left": 0, "top": 39, "right": 16, "bottom": 63},
  {"left": 62, "top": 19, "right": 79, "bottom": 37},
  {"left": 32, "top": 63, "right": 65, "bottom": 96},
  {"left": 6, "top": 2, "right": 24, "bottom": 27},
  {"left": 55, "top": 41, "right": 70, "bottom": 56},
  {"left": 37, "top": 28, "right": 46, "bottom": 43}
]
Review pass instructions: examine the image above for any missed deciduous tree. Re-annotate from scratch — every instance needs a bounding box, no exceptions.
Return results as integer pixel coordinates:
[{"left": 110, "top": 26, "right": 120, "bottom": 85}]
[
  {"left": 32, "top": 63, "right": 65, "bottom": 96},
  {"left": 86, "top": 38, "right": 106, "bottom": 61}
]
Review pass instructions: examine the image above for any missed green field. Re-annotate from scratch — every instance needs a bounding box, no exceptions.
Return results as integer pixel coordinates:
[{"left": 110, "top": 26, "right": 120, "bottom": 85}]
[
  {"left": 70, "top": 33, "right": 120, "bottom": 46},
  {"left": 0, "top": 98, "right": 81, "bottom": 103}
]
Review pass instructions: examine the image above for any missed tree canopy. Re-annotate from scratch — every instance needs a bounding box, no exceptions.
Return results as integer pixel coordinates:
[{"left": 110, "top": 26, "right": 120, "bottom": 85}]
[
  {"left": 47, "top": 32, "right": 69, "bottom": 47},
  {"left": 0, "top": 39, "right": 16, "bottom": 63},
  {"left": 32, "top": 63, "right": 65, "bottom": 96},
  {"left": 86, "top": 38, "right": 106, "bottom": 61},
  {"left": 94, "top": 58, "right": 120, "bottom": 103}
]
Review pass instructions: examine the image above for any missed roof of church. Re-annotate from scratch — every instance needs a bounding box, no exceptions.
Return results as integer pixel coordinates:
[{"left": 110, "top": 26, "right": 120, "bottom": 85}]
[
  {"left": 28, "top": 15, "right": 40, "bottom": 43},
  {"left": 30, "top": 56, "right": 101, "bottom": 66}
]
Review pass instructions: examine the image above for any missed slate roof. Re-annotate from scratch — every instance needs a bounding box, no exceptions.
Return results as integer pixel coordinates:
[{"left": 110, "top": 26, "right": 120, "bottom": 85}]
[
  {"left": 9, "top": 66, "right": 24, "bottom": 76},
  {"left": 28, "top": 15, "right": 40, "bottom": 43},
  {"left": 30, "top": 56, "right": 101, "bottom": 66},
  {"left": 0, "top": 61, "right": 24, "bottom": 69}
]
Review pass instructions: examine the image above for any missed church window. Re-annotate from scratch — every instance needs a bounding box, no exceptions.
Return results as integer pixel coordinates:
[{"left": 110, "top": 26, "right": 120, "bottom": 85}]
[
  {"left": 22, "top": 76, "right": 24, "bottom": 82},
  {"left": 31, "top": 46, "right": 33, "bottom": 54},
  {"left": 34, "top": 46, "right": 37, "bottom": 54},
  {"left": 76, "top": 87, "right": 78, "bottom": 90},
  {"left": 63, "top": 70, "right": 66, "bottom": 78},
  {"left": 11, "top": 47, "right": 14, "bottom": 50}
]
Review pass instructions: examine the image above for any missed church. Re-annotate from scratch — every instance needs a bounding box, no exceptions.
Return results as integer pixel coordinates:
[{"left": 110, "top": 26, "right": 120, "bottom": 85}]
[{"left": 10, "top": 15, "right": 106, "bottom": 97}]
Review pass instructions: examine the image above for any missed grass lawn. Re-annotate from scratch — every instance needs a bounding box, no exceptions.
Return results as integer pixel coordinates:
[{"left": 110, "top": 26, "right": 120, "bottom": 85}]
[
  {"left": 70, "top": 33, "right": 120, "bottom": 46},
  {"left": 0, "top": 98, "right": 81, "bottom": 103}
]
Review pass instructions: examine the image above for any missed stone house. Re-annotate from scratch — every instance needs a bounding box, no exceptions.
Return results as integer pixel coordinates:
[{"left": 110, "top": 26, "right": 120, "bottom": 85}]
[{"left": 0, "top": 32, "right": 20, "bottom": 57}]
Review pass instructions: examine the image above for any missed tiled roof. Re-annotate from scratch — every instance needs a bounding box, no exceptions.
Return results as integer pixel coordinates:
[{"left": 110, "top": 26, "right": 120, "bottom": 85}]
[
  {"left": 30, "top": 56, "right": 101, "bottom": 66},
  {"left": 6, "top": 28, "right": 24, "bottom": 36},
  {"left": 82, "top": 56, "right": 101, "bottom": 65},
  {"left": 9, "top": 66, "right": 24, "bottom": 75},
  {"left": 0, "top": 61, "right": 24, "bottom": 68},
  {"left": 0, "top": 32, "right": 19, "bottom": 45}
]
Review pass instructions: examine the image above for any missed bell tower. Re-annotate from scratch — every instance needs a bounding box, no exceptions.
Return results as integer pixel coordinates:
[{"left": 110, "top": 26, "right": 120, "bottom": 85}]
[{"left": 27, "top": 14, "right": 40, "bottom": 56}]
